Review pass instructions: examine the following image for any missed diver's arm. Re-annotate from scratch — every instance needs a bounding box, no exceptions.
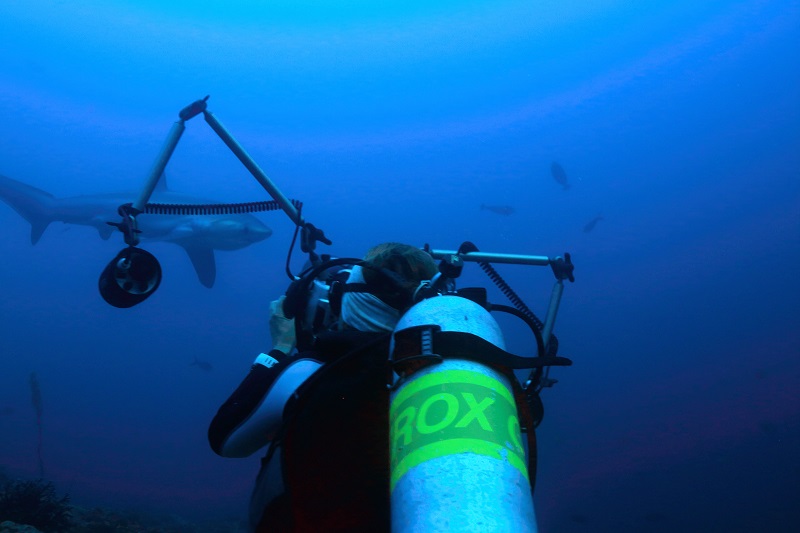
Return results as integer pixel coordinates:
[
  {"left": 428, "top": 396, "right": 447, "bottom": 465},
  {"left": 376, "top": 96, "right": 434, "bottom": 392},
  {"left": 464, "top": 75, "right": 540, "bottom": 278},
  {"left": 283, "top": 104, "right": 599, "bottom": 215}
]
[
  {"left": 208, "top": 349, "right": 322, "bottom": 458},
  {"left": 208, "top": 350, "right": 283, "bottom": 457},
  {"left": 209, "top": 295, "right": 317, "bottom": 458}
]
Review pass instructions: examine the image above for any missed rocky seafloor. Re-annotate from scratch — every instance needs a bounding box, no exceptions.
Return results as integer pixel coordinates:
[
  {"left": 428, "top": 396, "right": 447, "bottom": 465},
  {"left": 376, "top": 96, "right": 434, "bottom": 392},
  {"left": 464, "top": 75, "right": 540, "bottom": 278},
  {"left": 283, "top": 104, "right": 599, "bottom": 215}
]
[
  {"left": 0, "top": 475, "right": 246, "bottom": 533},
  {"left": 1, "top": 505, "right": 246, "bottom": 533}
]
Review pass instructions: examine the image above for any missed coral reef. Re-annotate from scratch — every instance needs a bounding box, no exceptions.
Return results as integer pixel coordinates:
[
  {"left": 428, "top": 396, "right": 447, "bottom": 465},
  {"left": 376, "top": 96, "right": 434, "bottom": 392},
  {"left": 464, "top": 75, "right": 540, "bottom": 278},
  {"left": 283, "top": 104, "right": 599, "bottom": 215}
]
[{"left": 0, "top": 479, "right": 72, "bottom": 532}]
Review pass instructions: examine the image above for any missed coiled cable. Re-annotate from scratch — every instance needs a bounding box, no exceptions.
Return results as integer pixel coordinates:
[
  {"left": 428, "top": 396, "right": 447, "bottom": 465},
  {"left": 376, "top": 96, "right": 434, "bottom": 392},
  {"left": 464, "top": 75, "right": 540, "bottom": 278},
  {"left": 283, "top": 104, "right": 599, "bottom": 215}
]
[{"left": 144, "top": 198, "right": 302, "bottom": 216}]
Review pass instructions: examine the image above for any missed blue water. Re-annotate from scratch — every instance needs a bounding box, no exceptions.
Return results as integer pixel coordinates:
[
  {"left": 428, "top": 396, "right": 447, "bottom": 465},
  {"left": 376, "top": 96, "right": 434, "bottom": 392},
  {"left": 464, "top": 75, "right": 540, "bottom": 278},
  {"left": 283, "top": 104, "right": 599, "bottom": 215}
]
[{"left": 1, "top": 1, "right": 798, "bottom": 531}]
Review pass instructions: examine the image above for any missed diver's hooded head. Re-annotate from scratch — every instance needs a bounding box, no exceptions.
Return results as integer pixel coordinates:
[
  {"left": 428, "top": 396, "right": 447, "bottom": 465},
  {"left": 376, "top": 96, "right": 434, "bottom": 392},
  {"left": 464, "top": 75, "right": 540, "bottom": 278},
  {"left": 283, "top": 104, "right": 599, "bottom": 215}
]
[{"left": 341, "top": 243, "right": 437, "bottom": 332}]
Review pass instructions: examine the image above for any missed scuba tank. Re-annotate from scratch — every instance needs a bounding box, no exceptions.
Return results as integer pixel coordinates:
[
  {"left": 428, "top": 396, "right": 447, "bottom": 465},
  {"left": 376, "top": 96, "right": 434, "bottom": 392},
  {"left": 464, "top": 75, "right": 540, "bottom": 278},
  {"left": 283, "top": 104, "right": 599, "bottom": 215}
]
[{"left": 388, "top": 296, "right": 538, "bottom": 532}]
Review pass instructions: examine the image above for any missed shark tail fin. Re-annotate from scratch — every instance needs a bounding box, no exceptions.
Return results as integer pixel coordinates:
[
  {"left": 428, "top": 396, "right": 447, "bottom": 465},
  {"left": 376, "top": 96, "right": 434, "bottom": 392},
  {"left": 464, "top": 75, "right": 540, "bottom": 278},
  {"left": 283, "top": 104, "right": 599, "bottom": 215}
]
[{"left": 0, "top": 174, "right": 57, "bottom": 244}]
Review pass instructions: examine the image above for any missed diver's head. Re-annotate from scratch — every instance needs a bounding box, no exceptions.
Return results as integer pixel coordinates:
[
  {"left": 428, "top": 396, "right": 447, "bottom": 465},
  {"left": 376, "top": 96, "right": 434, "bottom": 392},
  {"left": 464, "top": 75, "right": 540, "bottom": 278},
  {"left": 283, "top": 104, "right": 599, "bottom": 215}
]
[{"left": 341, "top": 243, "right": 437, "bottom": 332}]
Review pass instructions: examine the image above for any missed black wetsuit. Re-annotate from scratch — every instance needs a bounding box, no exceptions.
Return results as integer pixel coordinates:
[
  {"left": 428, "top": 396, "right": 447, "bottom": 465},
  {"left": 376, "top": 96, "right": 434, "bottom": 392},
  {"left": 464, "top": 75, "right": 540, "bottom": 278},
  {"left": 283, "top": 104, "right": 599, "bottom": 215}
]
[{"left": 211, "top": 331, "right": 393, "bottom": 533}]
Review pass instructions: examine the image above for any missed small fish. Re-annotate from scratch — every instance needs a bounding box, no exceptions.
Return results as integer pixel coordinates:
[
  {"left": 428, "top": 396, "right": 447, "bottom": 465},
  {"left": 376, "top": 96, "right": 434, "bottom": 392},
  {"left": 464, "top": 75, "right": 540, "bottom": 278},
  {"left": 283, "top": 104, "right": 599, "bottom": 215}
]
[
  {"left": 190, "top": 357, "right": 213, "bottom": 372},
  {"left": 480, "top": 204, "right": 515, "bottom": 216},
  {"left": 550, "top": 162, "right": 571, "bottom": 190},
  {"left": 583, "top": 215, "right": 604, "bottom": 233},
  {"left": 29, "top": 372, "right": 45, "bottom": 478},
  {"left": 30, "top": 372, "right": 43, "bottom": 421}
]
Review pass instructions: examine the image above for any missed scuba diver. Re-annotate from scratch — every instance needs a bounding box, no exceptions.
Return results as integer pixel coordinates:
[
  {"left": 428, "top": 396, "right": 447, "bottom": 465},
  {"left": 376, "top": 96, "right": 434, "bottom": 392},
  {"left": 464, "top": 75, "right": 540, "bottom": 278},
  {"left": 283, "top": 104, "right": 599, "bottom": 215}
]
[
  {"left": 208, "top": 242, "right": 439, "bottom": 532},
  {"left": 92, "top": 97, "right": 571, "bottom": 531}
]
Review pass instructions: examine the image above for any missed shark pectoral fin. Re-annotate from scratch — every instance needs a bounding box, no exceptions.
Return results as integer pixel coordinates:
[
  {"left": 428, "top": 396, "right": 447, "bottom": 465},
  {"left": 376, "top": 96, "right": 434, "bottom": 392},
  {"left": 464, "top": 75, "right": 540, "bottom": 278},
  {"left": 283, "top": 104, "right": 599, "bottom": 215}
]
[
  {"left": 182, "top": 245, "right": 217, "bottom": 288},
  {"left": 30, "top": 222, "right": 52, "bottom": 245},
  {"left": 97, "top": 224, "right": 115, "bottom": 240}
]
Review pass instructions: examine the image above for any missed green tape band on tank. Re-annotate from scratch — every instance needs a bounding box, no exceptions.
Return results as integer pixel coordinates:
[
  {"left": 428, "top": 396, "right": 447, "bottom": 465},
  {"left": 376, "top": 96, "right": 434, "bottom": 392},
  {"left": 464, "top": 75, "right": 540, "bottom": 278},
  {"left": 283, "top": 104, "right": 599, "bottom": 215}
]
[{"left": 389, "top": 369, "right": 527, "bottom": 492}]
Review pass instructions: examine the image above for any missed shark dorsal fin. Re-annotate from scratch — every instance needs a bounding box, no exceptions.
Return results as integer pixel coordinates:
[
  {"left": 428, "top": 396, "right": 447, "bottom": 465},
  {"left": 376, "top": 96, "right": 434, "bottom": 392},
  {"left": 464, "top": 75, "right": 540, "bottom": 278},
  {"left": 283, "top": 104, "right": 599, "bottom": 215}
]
[{"left": 156, "top": 172, "right": 168, "bottom": 192}]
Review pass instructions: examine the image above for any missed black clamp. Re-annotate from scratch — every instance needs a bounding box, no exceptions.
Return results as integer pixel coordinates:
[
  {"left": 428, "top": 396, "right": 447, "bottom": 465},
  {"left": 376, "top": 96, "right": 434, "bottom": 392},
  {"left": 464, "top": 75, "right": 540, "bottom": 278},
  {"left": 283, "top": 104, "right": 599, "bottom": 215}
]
[
  {"left": 106, "top": 203, "right": 143, "bottom": 247},
  {"left": 179, "top": 95, "right": 209, "bottom": 122},
  {"left": 301, "top": 222, "right": 332, "bottom": 254},
  {"left": 550, "top": 252, "right": 575, "bottom": 282}
]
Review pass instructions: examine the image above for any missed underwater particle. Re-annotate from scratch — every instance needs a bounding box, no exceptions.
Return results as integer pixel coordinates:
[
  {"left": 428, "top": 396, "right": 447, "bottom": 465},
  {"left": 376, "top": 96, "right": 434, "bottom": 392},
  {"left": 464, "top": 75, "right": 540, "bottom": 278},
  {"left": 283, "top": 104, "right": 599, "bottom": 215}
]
[
  {"left": 569, "top": 513, "right": 588, "bottom": 524},
  {"left": 642, "top": 511, "right": 668, "bottom": 523}
]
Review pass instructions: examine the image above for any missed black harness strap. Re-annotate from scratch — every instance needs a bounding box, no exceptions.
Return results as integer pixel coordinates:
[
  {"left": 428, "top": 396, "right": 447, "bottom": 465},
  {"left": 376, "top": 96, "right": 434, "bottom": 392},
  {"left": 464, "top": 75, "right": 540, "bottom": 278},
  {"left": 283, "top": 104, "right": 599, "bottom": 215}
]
[{"left": 391, "top": 326, "right": 572, "bottom": 376}]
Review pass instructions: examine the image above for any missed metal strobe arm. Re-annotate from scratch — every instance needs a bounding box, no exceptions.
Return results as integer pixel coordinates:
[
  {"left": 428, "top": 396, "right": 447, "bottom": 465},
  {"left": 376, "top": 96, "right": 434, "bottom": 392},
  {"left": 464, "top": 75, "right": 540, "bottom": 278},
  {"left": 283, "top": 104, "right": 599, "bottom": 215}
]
[
  {"left": 202, "top": 109, "right": 302, "bottom": 226},
  {"left": 428, "top": 249, "right": 552, "bottom": 266},
  {"left": 427, "top": 247, "right": 572, "bottom": 353},
  {"left": 114, "top": 95, "right": 307, "bottom": 248}
]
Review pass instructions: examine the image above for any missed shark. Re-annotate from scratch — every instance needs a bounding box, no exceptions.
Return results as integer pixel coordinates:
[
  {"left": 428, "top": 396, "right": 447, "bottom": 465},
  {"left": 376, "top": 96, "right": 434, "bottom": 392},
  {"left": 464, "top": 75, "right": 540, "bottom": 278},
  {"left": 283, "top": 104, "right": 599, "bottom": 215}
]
[{"left": 0, "top": 173, "right": 272, "bottom": 287}]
